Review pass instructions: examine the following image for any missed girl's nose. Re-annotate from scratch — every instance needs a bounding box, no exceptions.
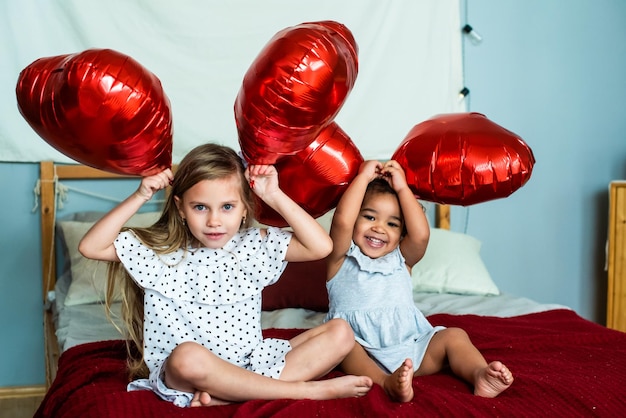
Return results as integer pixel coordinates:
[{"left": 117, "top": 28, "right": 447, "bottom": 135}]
[
  {"left": 206, "top": 212, "right": 220, "bottom": 226},
  {"left": 371, "top": 222, "right": 385, "bottom": 233}
]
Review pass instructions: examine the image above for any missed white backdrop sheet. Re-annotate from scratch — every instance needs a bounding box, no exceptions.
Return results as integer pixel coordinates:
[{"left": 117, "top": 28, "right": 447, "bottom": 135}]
[{"left": 1, "top": 0, "right": 464, "bottom": 163}]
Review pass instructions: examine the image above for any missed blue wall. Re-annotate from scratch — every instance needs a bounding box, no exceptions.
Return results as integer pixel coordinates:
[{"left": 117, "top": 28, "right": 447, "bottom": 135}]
[
  {"left": 0, "top": 163, "right": 43, "bottom": 386},
  {"left": 2, "top": 0, "right": 626, "bottom": 387},
  {"left": 459, "top": 0, "right": 626, "bottom": 323}
]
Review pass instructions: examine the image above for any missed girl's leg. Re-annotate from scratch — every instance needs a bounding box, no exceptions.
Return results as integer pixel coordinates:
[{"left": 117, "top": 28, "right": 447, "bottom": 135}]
[
  {"left": 164, "top": 340, "right": 372, "bottom": 406},
  {"left": 417, "top": 327, "right": 513, "bottom": 398},
  {"left": 340, "top": 342, "right": 414, "bottom": 403},
  {"left": 280, "top": 318, "right": 357, "bottom": 380}
]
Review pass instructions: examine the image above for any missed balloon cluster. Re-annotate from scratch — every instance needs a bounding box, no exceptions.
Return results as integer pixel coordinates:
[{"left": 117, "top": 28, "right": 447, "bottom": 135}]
[
  {"left": 235, "top": 21, "right": 363, "bottom": 225},
  {"left": 234, "top": 21, "right": 534, "bottom": 223},
  {"left": 16, "top": 49, "right": 172, "bottom": 176},
  {"left": 16, "top": 21, "right": 535, "bottom": 225}
]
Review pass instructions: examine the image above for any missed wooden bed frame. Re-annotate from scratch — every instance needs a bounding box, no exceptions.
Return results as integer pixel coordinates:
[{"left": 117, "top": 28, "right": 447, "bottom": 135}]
[
  {"left": 38, "top": 160, "right": 451, "bottom": 388},
  {"left": 39, "top": 162, "right": 138, "bottom": 388}
]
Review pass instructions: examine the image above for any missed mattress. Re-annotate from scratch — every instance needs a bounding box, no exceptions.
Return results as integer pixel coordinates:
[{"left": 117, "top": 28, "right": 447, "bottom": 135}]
[{"left": 53, "top": 269, "right": 569, "bottom": 352}]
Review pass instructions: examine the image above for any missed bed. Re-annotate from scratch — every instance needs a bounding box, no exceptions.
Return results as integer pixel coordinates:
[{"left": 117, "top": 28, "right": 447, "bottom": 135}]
[{"left": 34, "top": 161, "right": 626, "bottom": 417}]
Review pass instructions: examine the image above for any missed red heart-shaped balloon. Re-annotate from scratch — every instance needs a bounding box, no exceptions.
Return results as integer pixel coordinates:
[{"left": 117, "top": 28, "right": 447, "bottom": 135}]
[
  {"left": 16, "top": 48, "right": 172, "bottom": 176},
  {"left": 393, "top": 113, "right": 535, "bottom": 206},
  {"left": 235, "top": 21, "right": 358, "bottom": 164},
  {"left": 255, "top": 122, "right": 363, "bottom": 226}
]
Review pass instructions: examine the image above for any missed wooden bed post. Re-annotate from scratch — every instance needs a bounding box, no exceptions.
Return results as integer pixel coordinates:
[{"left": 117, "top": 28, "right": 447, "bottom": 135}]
[
  {"left": 40, "top": 161, "right": 61, "bottom": 388},
  {"left": 436, "top": 204, "right": 450, "bottom": 230},
  {"left": 40, "top": 161, "right": 56, "bottom": 302}
]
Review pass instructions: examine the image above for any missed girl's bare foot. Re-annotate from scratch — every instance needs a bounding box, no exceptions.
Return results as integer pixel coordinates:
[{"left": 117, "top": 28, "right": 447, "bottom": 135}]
[
  {"left": 383, "top": 358, "right": 414, "bottom": 402},
  {"left": 308, "top": 375, "right": 373, "bottom": 399},
  {"left": 190, "top": 390, "right": 230, "bottom": 407},
  {"left": 189, "top": 375, "right": 372, "bottom": 406},
  {"left": 473, "top": 361, "right": 513, "bottom": 398}
]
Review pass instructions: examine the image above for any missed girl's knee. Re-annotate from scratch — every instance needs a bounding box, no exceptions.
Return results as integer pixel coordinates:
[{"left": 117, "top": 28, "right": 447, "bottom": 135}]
[
  {"left": 449, "top": 327, "right": 470, "bottom": 340},
  {"left": 167, "top": 342, "right": 209, "bottom": 380},
  {"left": 437, "top": 327, "right": 472, "bottom": 348},
  {"left": 325, "top": 318, "right": 355, "bottom": 349}
]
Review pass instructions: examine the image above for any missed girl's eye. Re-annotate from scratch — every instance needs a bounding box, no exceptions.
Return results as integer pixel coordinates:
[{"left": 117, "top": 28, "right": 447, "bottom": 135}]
[
  {"left": 388, "top": 222, "right": 400, "bottom": 228},
  {"left": 363, "top": 215, "right": 374, "bottom": 221},
  {"left": 194, "top": 204, "right": 206, "bottom": 211},
  {"left": 223, "top": 203, "right": 233, "bottom": 211}
]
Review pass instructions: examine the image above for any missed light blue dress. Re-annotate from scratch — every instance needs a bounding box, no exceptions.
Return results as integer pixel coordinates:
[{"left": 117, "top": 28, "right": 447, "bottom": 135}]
[{"left": 326, "top": 243, "right": 444, "bottom": 373}]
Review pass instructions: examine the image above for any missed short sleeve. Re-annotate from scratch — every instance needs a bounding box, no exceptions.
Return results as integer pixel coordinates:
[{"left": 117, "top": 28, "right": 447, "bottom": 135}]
[{"left": 114, "top": 230, "right": 171, "bottom": 289}]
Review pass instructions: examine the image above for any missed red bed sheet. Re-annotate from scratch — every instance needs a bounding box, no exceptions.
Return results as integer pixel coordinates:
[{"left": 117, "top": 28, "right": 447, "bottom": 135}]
[{"left": 35, "top": 309, "right": 626, "bottom": 417}]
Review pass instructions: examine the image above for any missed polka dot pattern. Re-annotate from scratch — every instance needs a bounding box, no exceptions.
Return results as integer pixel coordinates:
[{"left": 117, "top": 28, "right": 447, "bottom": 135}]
[{"left": 114, "top": 227, "right": 291, "bottom": 376}]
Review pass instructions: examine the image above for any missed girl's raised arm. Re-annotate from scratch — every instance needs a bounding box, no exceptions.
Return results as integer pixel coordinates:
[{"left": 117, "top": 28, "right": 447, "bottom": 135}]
[
  {"left": 78, "top": 169, "right": 173, "bottom": 262},
  {"left": 381, "top": 160, "right": 429, "bottom": 268},
  {"left": 327, "top": 160, "right": 382, "bottom": 278},
  {"left": 245, "top": 165, "right": 331, "bottom": 262}
]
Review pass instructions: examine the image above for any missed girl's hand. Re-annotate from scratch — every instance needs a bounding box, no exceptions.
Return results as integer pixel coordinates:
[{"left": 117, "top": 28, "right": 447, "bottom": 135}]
[
  {"left": 245, "top": 165, "right": 279, "bottom": 200},
  {"left": 359, "top": 160, "right": 384, "bottom": 181},
  {"left": 380, "top": 160, "right": 409, "bottom": 193},
  {"left": 135, "top": 169, "right": 173, "bottom": 201}
]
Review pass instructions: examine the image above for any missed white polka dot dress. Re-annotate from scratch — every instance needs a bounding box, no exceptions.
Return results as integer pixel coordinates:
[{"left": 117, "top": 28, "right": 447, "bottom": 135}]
[{"left": 114, "top": 227, "right": 292, "bottom": 407}]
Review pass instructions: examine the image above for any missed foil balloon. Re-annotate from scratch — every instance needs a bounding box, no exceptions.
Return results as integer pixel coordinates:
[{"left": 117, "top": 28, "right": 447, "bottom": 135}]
[
  {"left": 235, "top": 21, "right": 358, "bottom": 164},
  {"left": 16, "top": 48, "right": 172, "bottom": 176},
  {"left": 255, "top": 122, "right": 363, "bottom": 226},
  {"left": 392, "top": 113, "right": 535, "bottom": 206}
]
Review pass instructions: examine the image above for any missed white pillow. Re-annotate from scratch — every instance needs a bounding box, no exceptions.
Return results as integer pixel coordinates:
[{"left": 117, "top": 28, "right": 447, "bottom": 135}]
[
  {"left": 315, "top": 209, "right": 334, "bottom": 233},
  {"left": 59, "top": 212, "right": 161, "bottom": 306},
  {"left": 411, "top": 228, "right": 500, "bottom": 296}
]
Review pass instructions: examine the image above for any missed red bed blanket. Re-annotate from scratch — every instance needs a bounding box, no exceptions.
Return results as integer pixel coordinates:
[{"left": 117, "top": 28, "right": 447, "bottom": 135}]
[{"left": 35, "top": 309, "right": 626, "bottom": 417}]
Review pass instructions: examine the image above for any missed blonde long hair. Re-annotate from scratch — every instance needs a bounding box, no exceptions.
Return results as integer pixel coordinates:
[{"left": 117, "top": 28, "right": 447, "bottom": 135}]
[{"left": 105, "top": 143, "right": 255, "bottom": 380}]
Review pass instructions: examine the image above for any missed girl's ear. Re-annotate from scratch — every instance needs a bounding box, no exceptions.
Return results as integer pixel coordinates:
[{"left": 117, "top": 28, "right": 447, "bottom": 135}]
[{"left": 174, "top": 195, "right": 184, "bottom": 218}]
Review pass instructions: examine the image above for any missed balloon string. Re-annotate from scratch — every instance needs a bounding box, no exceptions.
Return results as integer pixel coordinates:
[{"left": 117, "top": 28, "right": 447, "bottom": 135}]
[
  {"left": 57, "top": 181, "right": 69, "bottom": 209},
  {"left": 31, "top": 176, "right": 69, "bottom": 212},
  {"left": 32, "top": 179, "right": 41, "bottom": 213}
]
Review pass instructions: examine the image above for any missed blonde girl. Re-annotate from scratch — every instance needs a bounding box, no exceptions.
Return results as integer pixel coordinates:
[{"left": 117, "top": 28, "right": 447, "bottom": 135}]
[
  {"left": 79, "top": 143, "right": 372, "bottom": 407},
  {"left": 325, "top": 159, "right": 513, "bottom": 402}
]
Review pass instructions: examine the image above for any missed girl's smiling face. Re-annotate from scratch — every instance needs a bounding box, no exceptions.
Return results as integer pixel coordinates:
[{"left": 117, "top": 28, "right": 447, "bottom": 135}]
[
  {"left": 175, "top": 174, "right": 247, "bottom": 249},
  {"left": 352, "top": 192, "right": 403, "bottom": 259}
]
